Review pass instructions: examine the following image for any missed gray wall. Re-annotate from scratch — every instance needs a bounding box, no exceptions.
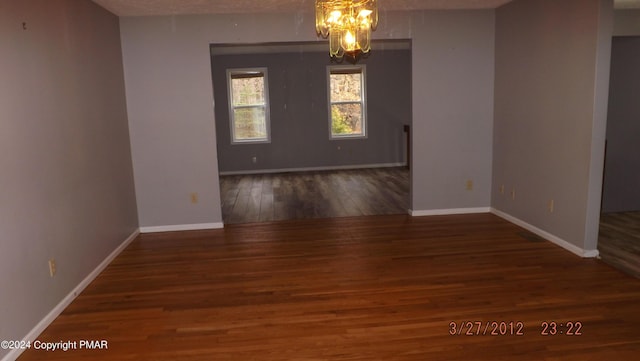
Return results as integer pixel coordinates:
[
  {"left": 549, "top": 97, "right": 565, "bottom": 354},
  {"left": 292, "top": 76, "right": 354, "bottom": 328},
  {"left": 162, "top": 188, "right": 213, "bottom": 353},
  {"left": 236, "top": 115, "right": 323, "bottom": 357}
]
[
  {"left": 614, "top": 9, "right": 640, "bottom": 35},
  {"left": 492, "top": 0, "right": 613, "bottom": 251},
  {"left": 120, "top": 10, "right": 495, "bottom": 228},
  {"left": 410, "top": 11, "right": 495, "bottom": 212},
  {"left": 212, "top": 50, "right": 411, "bottom": 173},
  {"left": 602, "top": 36, "right": 640, "bottom": 213},
  {"left": 0, "top": 0, "right": 138, "bottom": 357}
]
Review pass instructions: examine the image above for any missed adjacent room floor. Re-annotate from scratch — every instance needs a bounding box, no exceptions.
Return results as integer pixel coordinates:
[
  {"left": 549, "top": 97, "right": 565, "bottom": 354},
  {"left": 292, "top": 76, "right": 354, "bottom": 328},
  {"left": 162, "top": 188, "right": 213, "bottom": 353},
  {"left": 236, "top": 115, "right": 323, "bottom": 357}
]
[
  {"left": 598, "top": 211, "right": 640, "bottom": 278},
  {"left": 17, "top": 214, "right": 640, "bottom": 360},
  {"left": 219, "top": 167, "right": 410, "bottom": 224}
]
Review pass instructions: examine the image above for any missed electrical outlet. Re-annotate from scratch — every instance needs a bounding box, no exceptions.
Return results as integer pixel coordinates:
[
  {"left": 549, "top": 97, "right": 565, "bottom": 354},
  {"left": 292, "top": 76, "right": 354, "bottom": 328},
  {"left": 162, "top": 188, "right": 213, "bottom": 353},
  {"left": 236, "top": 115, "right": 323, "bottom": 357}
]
[
  {"left": 510, "top": 189, "right": 516, "bottom": 200},
  {"left": 48, "top": 259, "right": 56, "bottom": 277},
  {"left": 466, "top": 179, "right": 473, "bottom": 191},
  {"left": 190, "top": 192, "right": 198, "bottom": 204},
  {"left": 252, "top": 156, "right": 257, "bottom": 164},
  {"left": 500, "top": 185, "right": 505, "bottom": 194},
  {"left": 548, "top": 199, "right": 554, "bottom": 213}
]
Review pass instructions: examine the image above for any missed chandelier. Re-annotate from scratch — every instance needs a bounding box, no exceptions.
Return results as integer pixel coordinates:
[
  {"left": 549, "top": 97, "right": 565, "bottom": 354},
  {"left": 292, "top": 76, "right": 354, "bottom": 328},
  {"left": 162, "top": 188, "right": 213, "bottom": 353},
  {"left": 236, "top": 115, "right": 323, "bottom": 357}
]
[{"left": 315, "top": 0, "right": 379, "bottom": 60}]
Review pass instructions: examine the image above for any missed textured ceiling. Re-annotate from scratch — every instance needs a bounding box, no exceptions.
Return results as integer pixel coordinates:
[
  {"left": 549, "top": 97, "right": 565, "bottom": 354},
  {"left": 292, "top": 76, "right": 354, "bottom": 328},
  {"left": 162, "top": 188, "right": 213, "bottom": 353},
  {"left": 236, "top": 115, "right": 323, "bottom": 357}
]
[
  {"left": 92, "top": 0, "right": 640, "bottom": 17},
  {"left": 92, "top": 0, "right": 516, "bottom": 16}
]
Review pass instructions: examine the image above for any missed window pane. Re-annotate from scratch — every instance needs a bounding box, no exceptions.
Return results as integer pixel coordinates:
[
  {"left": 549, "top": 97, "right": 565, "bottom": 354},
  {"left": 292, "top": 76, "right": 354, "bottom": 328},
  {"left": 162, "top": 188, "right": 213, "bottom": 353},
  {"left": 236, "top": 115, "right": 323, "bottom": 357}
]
[
  {"left": 231, "top": 76, "right": 264, "bottom": 106},
  {"left": 330, "top": 73, "right": 362, "bottom": 102},
  {"left": 227, "top": 68, "right": 270, "bottom": 144},
  {"left": 331, "top": 103, "right": 362, "bottom": 136},
  {"left": 233, "top": 107, "right": 267, "bottom": 140}
]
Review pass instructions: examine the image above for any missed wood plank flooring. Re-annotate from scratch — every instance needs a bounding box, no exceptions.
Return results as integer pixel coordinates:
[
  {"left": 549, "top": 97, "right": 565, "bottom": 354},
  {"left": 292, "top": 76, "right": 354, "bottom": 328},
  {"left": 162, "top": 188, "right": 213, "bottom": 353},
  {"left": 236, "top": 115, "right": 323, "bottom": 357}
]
[
  {"left": 18, "top": 214, "right": 640, "bottom": 361},
  {"left": 219, "top": 167, "right": 409, "bottom": 224},
  {"left": 598, "top": 211, "right": 640, "bottom": 278}
]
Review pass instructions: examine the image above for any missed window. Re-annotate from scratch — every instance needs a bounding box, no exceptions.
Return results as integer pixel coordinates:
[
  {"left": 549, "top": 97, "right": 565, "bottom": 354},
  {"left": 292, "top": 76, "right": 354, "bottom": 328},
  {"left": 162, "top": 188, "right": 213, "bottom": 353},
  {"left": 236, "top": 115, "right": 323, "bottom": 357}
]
[
  {"left": 227, "top": 68, "right": 270, "bottom": 143},
  {"left": 328, "top": 65, "right": 367, "bottom": 139}
]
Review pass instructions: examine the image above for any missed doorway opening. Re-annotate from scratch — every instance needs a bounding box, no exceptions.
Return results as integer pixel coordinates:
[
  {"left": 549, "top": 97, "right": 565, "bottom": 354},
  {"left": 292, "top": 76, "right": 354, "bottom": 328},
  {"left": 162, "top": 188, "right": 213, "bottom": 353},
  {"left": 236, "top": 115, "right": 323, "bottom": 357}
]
[
  {"left": 598, "top": 36, "right": 640, "bottom": 278},
  {"left": 210, "top": 40, "right": 412, "bottom": 224}
]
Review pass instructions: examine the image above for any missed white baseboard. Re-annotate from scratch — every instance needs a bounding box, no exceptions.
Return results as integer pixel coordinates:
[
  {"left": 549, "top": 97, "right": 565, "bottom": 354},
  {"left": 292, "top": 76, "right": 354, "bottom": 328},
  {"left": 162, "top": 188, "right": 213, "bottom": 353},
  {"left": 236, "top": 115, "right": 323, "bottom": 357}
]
[
  {"left": 219, "top": 162, "right": 406, "bottom": 176},
  {"left": 3, "top": 229, "right": 140, "bottom": 361},
  {"left": 410, "top": 207, "right": 491, "bottom": 217},
  {"left": 139, "top": 222, "right": 224, "bottom": 233},
  {"left": 490, "top": 208, "right": 599, "bottom": 258}
]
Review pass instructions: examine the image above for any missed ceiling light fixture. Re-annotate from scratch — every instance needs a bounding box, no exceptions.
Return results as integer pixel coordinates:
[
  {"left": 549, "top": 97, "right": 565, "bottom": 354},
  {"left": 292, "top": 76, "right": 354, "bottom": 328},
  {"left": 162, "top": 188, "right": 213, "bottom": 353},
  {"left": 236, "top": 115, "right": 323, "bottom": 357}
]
[{"left": 315, "top": 0, "right": 378, "bottom": 61}]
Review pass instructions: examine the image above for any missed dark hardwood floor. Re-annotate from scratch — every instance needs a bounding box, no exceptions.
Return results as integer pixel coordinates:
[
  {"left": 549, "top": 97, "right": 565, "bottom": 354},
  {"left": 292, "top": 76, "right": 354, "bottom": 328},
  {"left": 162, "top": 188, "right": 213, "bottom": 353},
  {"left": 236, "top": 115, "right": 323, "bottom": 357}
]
[
  {"left": 18, "top": 214, "right": 640, "bottom": 361},
  {"left": 219, "top": 167, "right": 409, "bottom": 224},
  {"left": 598, "top": 211, "right": 640, "bottom": 278}
]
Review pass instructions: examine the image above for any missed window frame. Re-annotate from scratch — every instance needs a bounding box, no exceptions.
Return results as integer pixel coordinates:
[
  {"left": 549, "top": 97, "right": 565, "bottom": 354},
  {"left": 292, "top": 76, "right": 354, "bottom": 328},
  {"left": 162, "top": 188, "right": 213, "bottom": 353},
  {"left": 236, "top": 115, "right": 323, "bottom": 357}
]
[
  {"left": 326, "top": 65, "right": 368, "bottom": 140},
  {"left": 226, "top": 67, "right": 271, "bottom": 144}
]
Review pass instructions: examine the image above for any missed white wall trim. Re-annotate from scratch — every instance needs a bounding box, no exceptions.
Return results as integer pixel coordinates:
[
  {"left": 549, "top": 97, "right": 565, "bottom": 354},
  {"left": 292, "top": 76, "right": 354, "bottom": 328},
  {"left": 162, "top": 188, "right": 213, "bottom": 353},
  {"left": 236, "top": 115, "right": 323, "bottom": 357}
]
[
  {"left": 3, "top": 229, "right": 140, "bottom": 361},
  {"left": 410, "top": 207, "right": 491, "bottom": 217},
  {"left": 139, "top": 222, "right": 224, "bottom": 233},
  {"left": 218, "top": 162, "right": 406, "bottom": 176},
  {"left": 490, "top": 208, "right": 599, "bottom": 258}
]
